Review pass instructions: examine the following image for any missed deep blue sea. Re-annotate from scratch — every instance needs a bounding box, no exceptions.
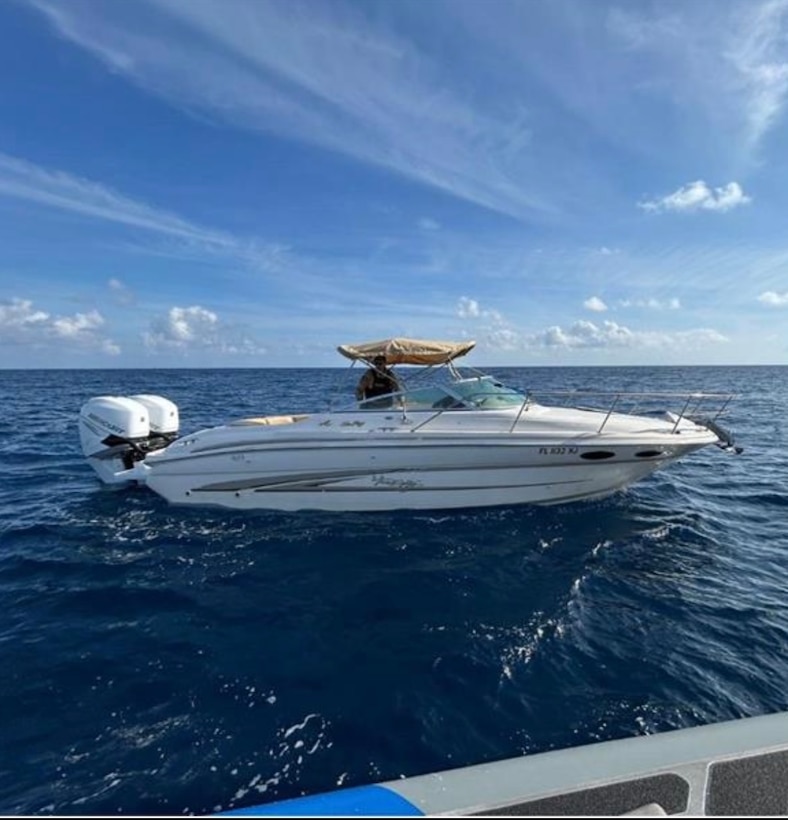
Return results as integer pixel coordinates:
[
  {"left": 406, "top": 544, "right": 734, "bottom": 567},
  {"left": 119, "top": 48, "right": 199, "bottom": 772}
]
[{"left": 1, "top": 366, "right": 786, "bottom": 816}]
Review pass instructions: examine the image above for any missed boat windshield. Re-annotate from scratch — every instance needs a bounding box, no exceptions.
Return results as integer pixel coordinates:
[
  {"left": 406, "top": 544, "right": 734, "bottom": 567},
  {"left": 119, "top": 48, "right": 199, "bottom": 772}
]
[
  {"left": 357, "top": 375, "right": 526, "bottom": 410},
  {"left": 451, "top": 377, "right": 526, "bottom": 408}
]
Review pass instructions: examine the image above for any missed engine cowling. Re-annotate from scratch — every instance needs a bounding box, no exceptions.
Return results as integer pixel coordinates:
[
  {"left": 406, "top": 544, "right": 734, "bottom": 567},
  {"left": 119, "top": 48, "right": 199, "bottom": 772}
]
[
  {"left": 130, "top": 394, "right": 179, "bottom": 436},
  {"left": 79, "top": 395, "right": 179, "bottom": 485}
]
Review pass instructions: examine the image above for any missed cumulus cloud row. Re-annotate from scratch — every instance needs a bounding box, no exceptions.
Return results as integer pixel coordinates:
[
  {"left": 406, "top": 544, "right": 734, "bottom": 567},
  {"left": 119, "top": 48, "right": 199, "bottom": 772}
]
[
  {"left": 457, "top": 296, "right": 727, "bottom": 354},
  {"left": 0, "top": 297, "right": 270, "bottom": 359},
  {"left": 528, "top": 320, "right": 727, "bottom": 350}
]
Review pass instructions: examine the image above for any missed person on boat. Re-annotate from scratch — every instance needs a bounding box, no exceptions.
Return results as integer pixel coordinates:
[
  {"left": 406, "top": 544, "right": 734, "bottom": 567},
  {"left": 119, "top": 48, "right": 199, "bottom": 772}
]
[{"left": 356, "top": 354, "right": 400, "bottom": 404}]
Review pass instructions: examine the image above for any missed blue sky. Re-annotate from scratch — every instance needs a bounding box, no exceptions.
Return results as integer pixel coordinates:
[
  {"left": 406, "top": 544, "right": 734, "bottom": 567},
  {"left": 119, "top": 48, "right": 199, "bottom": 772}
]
[{"left": 2, "top": 0, "right": 788, "bottom": 368}]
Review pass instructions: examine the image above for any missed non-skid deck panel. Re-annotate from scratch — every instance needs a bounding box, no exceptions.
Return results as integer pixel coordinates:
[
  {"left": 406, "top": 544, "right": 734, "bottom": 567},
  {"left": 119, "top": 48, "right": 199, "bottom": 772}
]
[{"left": 707, "top": 749, "right": 788, "bottom": 816}]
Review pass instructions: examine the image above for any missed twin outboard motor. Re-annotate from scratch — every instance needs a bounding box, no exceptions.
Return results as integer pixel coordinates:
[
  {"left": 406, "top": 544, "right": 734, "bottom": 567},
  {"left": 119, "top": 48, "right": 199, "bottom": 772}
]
[{"left": 79, "top": 394, "right": 179, "bottom": 485}]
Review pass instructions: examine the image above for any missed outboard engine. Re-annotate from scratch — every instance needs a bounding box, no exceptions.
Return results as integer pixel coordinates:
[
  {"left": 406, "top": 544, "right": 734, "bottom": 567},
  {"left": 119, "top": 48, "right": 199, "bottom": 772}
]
[
  {"left": 130, "top": 394, "right": 179, "bottom": 443},
  {"left": 79, "top": 395, "right": 180, "bottom": 485}
]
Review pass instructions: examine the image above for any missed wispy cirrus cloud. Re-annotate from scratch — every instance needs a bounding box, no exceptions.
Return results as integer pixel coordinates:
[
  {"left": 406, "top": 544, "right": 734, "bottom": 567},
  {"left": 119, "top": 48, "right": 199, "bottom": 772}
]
[
  {"left": 757, "top": 290, "right": 788, "bottom": 305},
  {"left": 0, "top": 152, "right": 289, "bottom": 272},
  {"left": 0, "top": 153, "right": 222, "bottom": 242},
  {"left": 0, "top": 297, "right": 120, "bottom": 354},
  {"left": 639, "top": 181, "right": 751, "bottom": 213},
  {"left": 726, "top": 0, "right": 788, "bottom": 149},
  {"left": 608, "top": 1, "right": 788, "bottom": 157},
  {"left": 28, "top": 0, "right": 558, "bottom": 222}
]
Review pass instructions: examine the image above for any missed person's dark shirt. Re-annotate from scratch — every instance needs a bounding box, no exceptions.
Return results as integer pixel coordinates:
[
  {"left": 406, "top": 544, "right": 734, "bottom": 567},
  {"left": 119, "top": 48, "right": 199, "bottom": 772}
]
[{"left": 356, "top": 365, "right": 399, "bottom": 401}]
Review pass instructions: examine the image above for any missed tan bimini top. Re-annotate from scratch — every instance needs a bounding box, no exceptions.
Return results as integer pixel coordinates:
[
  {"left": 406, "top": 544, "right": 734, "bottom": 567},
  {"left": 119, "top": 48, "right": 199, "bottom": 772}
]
[{"left": 337, "top": 337, "right": 476, "bottom": 366}]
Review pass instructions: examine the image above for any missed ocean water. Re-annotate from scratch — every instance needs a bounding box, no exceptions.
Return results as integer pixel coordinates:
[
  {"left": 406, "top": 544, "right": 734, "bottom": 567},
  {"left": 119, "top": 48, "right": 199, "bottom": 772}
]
[{"left": 0, "top": 365, "right": 786, "bottom": 815}]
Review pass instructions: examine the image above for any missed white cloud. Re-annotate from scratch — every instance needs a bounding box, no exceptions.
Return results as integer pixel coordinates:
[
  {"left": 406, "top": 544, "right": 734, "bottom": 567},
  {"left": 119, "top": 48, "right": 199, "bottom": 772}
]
[
  {"left": 618, "top": 297, "right": 681, "bottom": 310},
  {"left": 457, "top": 296, "right": 481, "bottom": 319},
  {"left": 0, "top": 297, "right": 120, "bottom": 354},
  {"left": 456, "top": 296, "right": 520, "bottom": 351},
  {"left": 143, "top": 305, "right": 266, "bottom": 355},
  {"left": 758, "top": 290, "right": 788, "bottom": 305},
  {"left": 457, "top": 296, "right": 509, "bottom": 326},
  {"left": 639, "top": 180, "right": 751, "bottom": 213},
  {"left": 486, "top": 327, "right": 521, "bottom": 351},
  {"left": 0, "top": 298, "right": 49, "bottom": 329},
  {"left": 526, "top": 319, "right": 727, "bottom": 350},
  {"left": 144, "top": 305, "right": 218, "bottom": 349},
  {"left": 583, "top": 296, "right": 608, "bottom": 312},
  {"left": 53, "top": 309, "right": 104, "bottom": 339}
]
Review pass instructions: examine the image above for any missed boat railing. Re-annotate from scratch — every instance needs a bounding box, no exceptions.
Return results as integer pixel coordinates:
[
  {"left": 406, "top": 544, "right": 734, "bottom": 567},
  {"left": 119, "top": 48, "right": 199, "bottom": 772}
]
[
  {"left": 520, "top": 389, "right": 737, "bottom": 434},
  {"left": 353, "top": 382, "right": 737, "bottom": 438},
  {"left": 410, "top": 390, "right": 736, "bottom": 433}
]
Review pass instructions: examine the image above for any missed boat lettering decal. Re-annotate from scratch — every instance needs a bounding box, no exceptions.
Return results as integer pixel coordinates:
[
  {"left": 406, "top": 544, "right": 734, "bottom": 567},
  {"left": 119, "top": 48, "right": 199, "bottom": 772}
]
[
  {"left": 87, "top": 413, "right": 125, "bottom": 435},
  {"left": 538, "top": 446, "right": 579, "bottom": 455},
  {"left": 371, "top": 475, "right": 422, "bottom": 490}
]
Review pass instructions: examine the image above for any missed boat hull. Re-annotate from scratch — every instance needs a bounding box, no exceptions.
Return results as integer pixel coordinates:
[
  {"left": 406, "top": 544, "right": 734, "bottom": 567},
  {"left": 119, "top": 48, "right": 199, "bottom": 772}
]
[{"left": 142, "top": 434, "right": 713, "bottom": 511}]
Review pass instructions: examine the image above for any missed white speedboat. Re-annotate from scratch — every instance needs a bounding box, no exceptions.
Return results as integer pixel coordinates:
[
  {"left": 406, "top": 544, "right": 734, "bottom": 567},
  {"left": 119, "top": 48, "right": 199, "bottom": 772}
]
[{"left": 78, "top": 338, "right": 740, "bottom": 512}]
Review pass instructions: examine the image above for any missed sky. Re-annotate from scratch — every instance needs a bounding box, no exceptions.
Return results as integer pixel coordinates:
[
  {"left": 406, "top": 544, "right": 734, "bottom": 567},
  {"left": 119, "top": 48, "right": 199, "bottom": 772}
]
[{"left": 2, "top": 0, "right": 788, "bottom": 368}]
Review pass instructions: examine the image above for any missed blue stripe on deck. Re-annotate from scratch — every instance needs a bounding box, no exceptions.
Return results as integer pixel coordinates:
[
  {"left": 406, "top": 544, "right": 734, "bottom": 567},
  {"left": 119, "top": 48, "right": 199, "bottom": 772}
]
[{"left": 218, "top": 784, "right": 424, "bottom": 816}]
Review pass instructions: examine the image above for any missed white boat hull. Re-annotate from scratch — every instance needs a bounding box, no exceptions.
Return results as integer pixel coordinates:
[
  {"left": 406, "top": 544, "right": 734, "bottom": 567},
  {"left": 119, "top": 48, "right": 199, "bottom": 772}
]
[
  {"left": 146, "top": 462, "right": 682, "bottom": 512},
  {"left": 140, "top": 412, "right": 718, "bottom": 511}
]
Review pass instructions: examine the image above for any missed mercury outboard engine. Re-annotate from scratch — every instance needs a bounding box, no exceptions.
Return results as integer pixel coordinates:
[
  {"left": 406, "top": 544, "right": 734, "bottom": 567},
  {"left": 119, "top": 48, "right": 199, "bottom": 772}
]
[{"left": 79, "top": 394, "right": 179, "bottom": 485}]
